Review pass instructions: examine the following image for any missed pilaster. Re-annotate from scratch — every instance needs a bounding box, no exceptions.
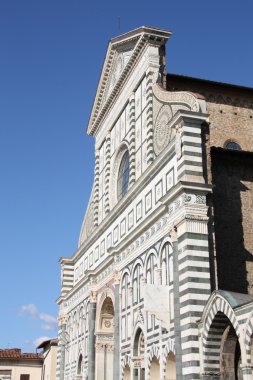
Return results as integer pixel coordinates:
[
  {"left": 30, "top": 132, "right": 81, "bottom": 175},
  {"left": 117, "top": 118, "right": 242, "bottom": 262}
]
[
  {"left": 146, "top": 69, "right": 156, "bottom": 165},
  {"left": 104, "top": 133, "right": 111, "bottom": 215},
  {"left": 93, "top": 151, "right": 100, "bottom": 227},
  {"left": 129, "top": 93, "right": 136, "bottom": 186},
  {"left": 113, "top": 271, "right": 121, "bottom": 380},
  {"left": 88, "top": 291, "right": 97, "bottom": 380}
]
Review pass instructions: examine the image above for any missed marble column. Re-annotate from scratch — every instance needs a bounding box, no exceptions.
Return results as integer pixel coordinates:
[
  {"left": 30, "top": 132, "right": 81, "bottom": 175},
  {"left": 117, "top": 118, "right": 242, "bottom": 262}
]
[
  {"left": 113, "top": 271, "right": 121, "bottom": 380},
  {"left": 58, "top": 315, "right": 68, "bottom": 380},
  {"left": 170, "top": 226, "right": 183, "bottom": 380},
  {"left": 88, "top": 291, "right": 97, "bottom": 380}
]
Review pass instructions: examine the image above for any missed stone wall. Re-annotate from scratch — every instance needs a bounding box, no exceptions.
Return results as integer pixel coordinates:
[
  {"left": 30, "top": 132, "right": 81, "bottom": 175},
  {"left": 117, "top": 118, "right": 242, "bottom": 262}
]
[{"left": 167, "top": 74, "right": 253, "bottom": 294}]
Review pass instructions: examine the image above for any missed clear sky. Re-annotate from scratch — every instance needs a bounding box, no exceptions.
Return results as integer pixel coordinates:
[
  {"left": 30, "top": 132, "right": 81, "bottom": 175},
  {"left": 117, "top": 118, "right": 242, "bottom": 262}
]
[{"left": 0, "top": 0, "right": 252, "bottom": 352}]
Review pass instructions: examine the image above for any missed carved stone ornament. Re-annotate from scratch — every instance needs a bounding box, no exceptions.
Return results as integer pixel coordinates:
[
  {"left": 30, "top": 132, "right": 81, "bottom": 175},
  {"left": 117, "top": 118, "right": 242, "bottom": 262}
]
[
  {"left": 153, "top": 83, "right": 200, "bottom": 112},
  {"left": 154, "top": 104, "right": 173, "bottom": 156}
]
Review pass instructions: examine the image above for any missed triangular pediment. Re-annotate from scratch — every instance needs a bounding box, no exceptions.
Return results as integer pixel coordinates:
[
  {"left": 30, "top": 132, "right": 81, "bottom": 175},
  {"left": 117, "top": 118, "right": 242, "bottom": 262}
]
[{"left": 87, "top": 26, "right": 172, "bottom": 136}]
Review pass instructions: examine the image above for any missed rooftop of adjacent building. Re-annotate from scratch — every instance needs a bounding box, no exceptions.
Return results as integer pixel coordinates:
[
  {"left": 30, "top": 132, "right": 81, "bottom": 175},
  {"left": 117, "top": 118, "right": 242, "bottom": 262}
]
[
  {"left": 0, "top": 348, "right": 43, "bottom": 360},
  {"left": 167, "top": 73, "right": 253, "bottom": 97},
  {"left": 36, "top": 338, "right": 58, "bottom": 350}
]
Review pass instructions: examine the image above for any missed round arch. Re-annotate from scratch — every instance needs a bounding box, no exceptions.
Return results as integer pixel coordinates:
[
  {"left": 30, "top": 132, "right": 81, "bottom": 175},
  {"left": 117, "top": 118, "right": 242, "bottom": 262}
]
[
  {"left": 95, "top": 289, "right": 115, "bottom": 331},
  {"left": 149, "top": 355, "right": 160, "bottom": 380},
  {"left": 244, "top": 310, "right": 253, "bottom": 364},
  {"left": 158, "top": 237, "right": 173, "bottom": 268},
  {"left": 201, "top": 293, "right": 243, "bottom": 378},
  {"left": 130, "top": 258, "right": 144, "bottom": 285},
  {"left": 143, "top": 248, "right": 158, "bottom": 275},
  {"left": 110, "top": 141, "right": 130, "bottom": 209}
]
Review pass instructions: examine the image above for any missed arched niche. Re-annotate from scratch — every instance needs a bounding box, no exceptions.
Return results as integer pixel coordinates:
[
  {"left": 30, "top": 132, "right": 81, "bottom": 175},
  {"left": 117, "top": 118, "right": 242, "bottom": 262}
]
[
  {"left": 165, "top": 352, "right": 176, "bottom": 380},
  {"left": 99, "top": 297, "right": 114, "bottom": 333},
  {"left": 133, "top": 328, "right": 145, "bottom": 380},
  {"left": 123, "top": 364, "right": 131, "bottom": 380},
  {"left": 95, "top": 296, "right": 115, "bottom": 380},
  {"left": 149, "top": 356, "right": 160, "bottom": 380}
]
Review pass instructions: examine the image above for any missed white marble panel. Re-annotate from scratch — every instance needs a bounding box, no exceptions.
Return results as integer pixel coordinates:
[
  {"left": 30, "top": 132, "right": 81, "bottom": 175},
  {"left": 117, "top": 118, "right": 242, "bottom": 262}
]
[
  {"left": 110, "top": 125, "right": 115, "bottom": 156},
  {"left": 141, "top": 77, "right": 147, "bottom": 110},
  {"left": 115, "top": 118, "right": 120, "bottom": 148},
  {"left": 135, "top": 116, "right": 142, "bottom": 150},
  {"left": 135, "top": 147, "right": 142, "bottom": 180},
  {"left": 125, "top": 103, "right": 130, "bottom": 134},
  {"left": 141, "top": 109, "right": 147, "bottom": 143},
  {"left": 121, "top": 110, "right": 126, "bottom": 140},
  {"left": 141, "top": 141, "right": 148, "bottom": 173},
  {"left": 135, "top": 83, "right": 141, "bottom": 118}
]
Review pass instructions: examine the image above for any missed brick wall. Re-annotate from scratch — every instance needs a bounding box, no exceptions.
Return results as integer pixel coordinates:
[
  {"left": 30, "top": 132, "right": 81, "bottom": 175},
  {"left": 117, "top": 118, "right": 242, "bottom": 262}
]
[{"left": 167, "top": 74, "right": 253, "bottom": 294}]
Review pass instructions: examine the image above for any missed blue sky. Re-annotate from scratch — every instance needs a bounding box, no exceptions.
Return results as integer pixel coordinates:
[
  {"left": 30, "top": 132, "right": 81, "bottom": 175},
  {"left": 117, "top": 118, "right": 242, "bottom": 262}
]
[{"left": 0, "top": 0, "right": 252, "bottom": 352}]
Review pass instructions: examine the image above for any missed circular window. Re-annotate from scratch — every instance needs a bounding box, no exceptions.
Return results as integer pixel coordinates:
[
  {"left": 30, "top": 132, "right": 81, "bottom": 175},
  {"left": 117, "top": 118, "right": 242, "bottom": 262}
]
[
  {"left": 117, "top": 151, "right": 129, "bottom": 200},
  {"left": 225, "top": 141, "right": 242, "bottom": 151}
]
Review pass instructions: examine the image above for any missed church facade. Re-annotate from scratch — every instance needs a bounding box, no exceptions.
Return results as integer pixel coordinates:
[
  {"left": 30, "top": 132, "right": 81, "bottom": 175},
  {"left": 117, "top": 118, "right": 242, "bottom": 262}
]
[{"left": 56, "top": 27, "right": 253, "bottom": 380}]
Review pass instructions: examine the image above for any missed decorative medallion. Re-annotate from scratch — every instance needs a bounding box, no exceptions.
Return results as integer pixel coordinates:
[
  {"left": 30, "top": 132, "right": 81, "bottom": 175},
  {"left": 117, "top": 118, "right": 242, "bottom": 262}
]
[{"left": 154, "top": 104, "right": 173, "bottom": 156}]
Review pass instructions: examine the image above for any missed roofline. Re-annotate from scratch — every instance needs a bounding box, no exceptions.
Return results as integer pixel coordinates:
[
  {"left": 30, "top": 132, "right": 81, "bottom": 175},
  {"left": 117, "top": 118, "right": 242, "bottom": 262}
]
[
  {"left": 111, "top": 26, "right": 172, "bottom": 45},
  {"left": 167, "top": 73, "right": 253, "bottom": 93},
  {"left": 87, "top": 26, "right": 172, "bottom": 136}
]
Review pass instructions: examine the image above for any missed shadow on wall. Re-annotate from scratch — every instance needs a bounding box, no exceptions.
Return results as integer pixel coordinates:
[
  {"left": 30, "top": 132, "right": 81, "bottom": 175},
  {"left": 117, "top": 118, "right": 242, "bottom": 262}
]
[{"left": 211, "top": 147, "right": 253, "bottom": 294}]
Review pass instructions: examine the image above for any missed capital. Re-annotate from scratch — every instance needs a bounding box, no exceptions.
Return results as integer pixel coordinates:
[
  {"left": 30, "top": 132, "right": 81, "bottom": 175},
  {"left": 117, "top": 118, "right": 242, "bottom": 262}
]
[
  {"left": 169, "top": 225, "right": 178, "bottom": 242},
  {"left": 90, "top": 290, "right": 97, "bottom": 303},
  {"left": 114, "top": 271, "right": 121, "bottom": 285},
  {"left": 58, "top": 314, "right": 68, "bottom": 326}
]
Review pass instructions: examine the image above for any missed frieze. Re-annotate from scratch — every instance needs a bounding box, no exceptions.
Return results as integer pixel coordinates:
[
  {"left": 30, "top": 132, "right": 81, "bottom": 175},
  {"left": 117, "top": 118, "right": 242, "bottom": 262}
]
[
  {"left": 96, "top": 334, "right": 114, "bottom": 342},
  {"left": 115, "top": 215, "right": 169, "bottom": 263}
]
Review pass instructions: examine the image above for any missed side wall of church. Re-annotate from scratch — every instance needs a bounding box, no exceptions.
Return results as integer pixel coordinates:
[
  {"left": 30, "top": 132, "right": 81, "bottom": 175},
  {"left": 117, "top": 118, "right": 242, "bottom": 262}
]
[{"left": 167, "top": 75, "right": 253, "bottom": 294}]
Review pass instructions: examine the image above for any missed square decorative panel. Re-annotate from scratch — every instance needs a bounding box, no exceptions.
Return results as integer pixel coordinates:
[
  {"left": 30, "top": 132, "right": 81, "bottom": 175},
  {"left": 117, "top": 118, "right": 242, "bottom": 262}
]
[
  {"left": 145, "top": 190, "right": 152, "bottom": 213},
  {"left": 155, "top": 180, "right": 163, "bottom": 203},
  {"left": 95, "top": 246, "right": 99, "bottom": 262},
  {"left": 136, "top": 200, "right": 142, "bottom": 222},
  {"left": 107, "top": 233, "right": 112, "bottom": 249},
  {"left": 113, "top": 226, "right": 119, "bottom": 244},
  {"left": 101, "top": 239, "right": 105, "bottom": 257},
  {"left": 166, "top": 168, "right": 175, "bottom": 192},
  {"left": 120, "top": 218, "right": 126, "bottom": 238},
  {"left": 84, "top": 257, "right": 88, "bottom": 271},
  {"left": 128, "top": 210, "right": 134, "bottom": 230},
  {"left": 89, "top": 252, "right": 93, "bottom": 267},
  {"left": 79, "top": 262, "right": 83, "bottom": 277}
]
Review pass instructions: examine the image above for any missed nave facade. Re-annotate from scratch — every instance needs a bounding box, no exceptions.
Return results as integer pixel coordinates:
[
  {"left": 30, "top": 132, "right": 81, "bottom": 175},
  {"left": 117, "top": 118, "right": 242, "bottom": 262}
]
[{"left": 56, "top": 26, "right": 253, "bottom": 380}]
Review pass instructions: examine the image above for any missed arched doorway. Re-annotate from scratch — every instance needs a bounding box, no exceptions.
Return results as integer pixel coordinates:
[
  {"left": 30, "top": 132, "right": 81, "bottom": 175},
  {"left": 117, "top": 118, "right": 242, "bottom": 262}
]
[
  {"left": 133, "top": 328, "right": 145, "bottom": 380},
  {"left": 204, "top": 311, "right": 242, "bottom": 380},
  {"left": 123, "top": 364, "right": 131, "bottom": 380},
  {"left": 95, "top": 297, "right": 114, "bottom": 380},
  {"left": 165, "top": 352, "right": 176, "bottom": 380},
  {"left": 149, "top": 356, "right": 160, "bottom": 379},
  {"left": 221, "top": 325, "right": 242, "bottom": 380}
]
